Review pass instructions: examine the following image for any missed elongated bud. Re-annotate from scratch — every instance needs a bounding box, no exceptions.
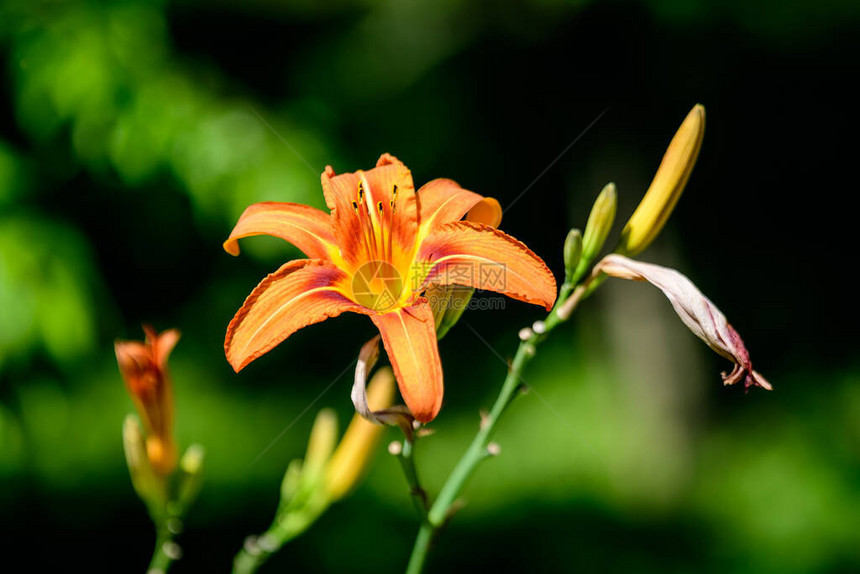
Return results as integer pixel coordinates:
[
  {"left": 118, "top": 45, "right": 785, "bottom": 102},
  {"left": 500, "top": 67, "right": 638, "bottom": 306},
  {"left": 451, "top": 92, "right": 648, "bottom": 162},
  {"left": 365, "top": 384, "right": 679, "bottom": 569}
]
[
  {"left": 326, "top": 368, "right": 395, "bottom": 501},
  {"left": 122, "top": 414, "right": 164, "bottom": 507},
  {"left": 300, "top": 409, "right": 338, "bottom": 492},
  {"left": 563, "top": 229, "right": 582, "bottom": 282},
  {"left": 176, "top": 444, "right": 205, "bottom": 510},
  {"left": 280, "top": 458, "right": 304, "bottom": 503},
  {"left": 582, "top": 183, "right": 617, "bottom": 261},
  {"left": 616, "top": 105, "right": 705, "bottom": 256},
  {"left": 571, "top": 183, "right": 616, "bottom": 283}
]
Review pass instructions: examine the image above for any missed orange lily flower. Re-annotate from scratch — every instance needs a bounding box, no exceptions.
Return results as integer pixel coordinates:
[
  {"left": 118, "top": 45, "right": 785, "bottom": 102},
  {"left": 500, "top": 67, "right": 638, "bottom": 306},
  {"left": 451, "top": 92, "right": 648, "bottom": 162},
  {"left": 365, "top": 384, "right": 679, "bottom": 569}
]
[
  {"left": 224, "top": 154, "right": 556, "bottom": 422},
  {"left": 115, "top": 326, "right": 180, "bottom": 475}
]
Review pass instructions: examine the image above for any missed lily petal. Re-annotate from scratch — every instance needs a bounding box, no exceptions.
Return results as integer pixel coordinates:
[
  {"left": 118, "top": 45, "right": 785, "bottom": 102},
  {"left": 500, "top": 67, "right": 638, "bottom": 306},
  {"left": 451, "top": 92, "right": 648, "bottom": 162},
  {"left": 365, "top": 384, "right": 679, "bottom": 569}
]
[
  {"left": 223, "top": 202, "right": 338, "bottom": 261},
  {"left": 370, "top": 302, "right": 443, "bottom": 423},
  {"left": 465, "top": 197, "right": 502, "bottom": 227},
  {"left": 147, "top": 326, "right": 180, "bottom": 373},
  {"left": 416, "top": 178, "right": 484, "bottom": 232},
  {"left": 418, "top": 221, "right": 557, "bottom": 310},
  {"left": 321, "top": 154, "right": 418, "bottom": 267},
  {"left": 225, "top": 260, "right": 366, "bottom": 371}
]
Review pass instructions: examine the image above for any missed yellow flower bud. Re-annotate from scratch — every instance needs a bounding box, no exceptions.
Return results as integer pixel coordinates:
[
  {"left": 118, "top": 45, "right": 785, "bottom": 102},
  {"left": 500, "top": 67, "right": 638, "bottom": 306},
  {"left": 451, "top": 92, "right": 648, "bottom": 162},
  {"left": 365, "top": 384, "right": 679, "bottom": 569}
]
[
  {"left": 616, "top": 104, "right": 705, "bottom": 256},
  {"left": 325, "top": 368, "right": 395, "bottom": 501}
]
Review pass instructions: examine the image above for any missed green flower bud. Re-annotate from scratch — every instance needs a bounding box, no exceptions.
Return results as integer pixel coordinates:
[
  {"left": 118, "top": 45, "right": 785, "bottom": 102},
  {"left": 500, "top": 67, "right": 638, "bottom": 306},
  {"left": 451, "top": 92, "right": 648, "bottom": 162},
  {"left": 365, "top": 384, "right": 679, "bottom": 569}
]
[
  {"left": 300, "top": 409, "right": 338, "bottom": 492},
  {"left": 280, "top": 458, "right": 304, "bottom": 503},
  {"left": 122, "top": 414, "right": 166, "bottom": 511},
  {"left": 563, "top": 229, "right": 582, "bottom": 282},
  {"left": 573, "top": 183, "right": 616, "bottom": 283},
  {"left": 176, "top": 444, "right": 205, "bottom": 510}
]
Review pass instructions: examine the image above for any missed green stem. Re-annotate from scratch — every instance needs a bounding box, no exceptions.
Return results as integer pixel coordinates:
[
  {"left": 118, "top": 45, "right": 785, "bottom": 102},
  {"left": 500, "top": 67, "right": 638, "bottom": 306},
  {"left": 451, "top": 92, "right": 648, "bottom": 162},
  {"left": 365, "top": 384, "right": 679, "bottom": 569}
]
[
  {"left": 147, "top": 526, "right": 179, "bottom": 573},
  {"left": 232, "top": 496, "right": 328, "bottom": 574},
  {"left": 404, "top": 273, "right": 596, "bottom": 574},
  {"left": 397, "top": 438, "right": 429, "bottom": 520}
]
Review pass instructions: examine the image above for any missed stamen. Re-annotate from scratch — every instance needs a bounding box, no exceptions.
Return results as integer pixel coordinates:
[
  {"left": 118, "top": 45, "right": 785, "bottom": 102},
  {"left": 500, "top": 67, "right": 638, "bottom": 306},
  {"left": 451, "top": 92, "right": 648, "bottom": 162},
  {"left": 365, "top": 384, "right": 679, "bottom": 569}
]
[
  {"left": 354, "top": 180, "right": 376, "bottom": 259},
  {"left": 358, "top": 172, "right": 385, "bottom": 260}
]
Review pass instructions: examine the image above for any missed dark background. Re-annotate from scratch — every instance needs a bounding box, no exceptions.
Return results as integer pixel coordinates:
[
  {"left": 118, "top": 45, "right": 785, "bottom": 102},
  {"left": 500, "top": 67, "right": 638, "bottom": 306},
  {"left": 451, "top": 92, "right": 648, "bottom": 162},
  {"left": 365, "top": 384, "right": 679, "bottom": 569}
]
[{"left": 1, "top": 1, "right": 858, "bottom": 572}]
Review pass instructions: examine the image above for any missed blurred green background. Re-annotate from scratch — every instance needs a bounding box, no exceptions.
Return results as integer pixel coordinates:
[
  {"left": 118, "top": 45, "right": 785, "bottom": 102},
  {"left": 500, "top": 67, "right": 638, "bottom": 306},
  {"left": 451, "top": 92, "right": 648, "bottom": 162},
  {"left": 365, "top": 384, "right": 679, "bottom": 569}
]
[{"left": 1, "top": 0, "right": 858, "bottom": 572}]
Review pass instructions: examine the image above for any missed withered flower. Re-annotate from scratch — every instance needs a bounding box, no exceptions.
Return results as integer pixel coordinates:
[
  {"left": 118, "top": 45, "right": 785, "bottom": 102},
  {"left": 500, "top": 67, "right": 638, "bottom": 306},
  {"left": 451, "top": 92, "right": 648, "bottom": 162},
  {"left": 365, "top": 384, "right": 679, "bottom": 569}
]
[{"left": 598, "top": 255, "right": 771, "bottom": 391}]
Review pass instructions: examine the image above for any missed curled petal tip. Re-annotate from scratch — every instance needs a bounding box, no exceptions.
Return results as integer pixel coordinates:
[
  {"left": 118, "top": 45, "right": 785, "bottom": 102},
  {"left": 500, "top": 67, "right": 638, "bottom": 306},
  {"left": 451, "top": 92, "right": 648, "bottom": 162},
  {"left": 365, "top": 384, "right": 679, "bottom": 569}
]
[
  {"left": 750, "top": 370, "right": 773, "bottom": 391},
  {"left": 465, "top": 197, "right": 503, "bottom": 227},
  {"left": 223, "top": 239, "right": 240, "bottom": 256},
  {"left": 376, "top": 153, "right": 403, "bottom": 167}
]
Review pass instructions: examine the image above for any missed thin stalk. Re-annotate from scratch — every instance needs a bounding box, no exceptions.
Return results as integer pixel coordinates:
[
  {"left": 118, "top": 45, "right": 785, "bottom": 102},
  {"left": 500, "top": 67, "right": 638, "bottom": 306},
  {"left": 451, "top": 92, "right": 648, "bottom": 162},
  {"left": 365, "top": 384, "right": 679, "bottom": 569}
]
[
  {"left": 404, "top": 272, "right": 598, "bottom": 574},
  {"left": 147, "top": 526, "right": 179, "bottom": 573},
  {"left": 232, "top": 496, "right": 328, "bottom": 574},
  {"left": 396, "top": 438, "right": 429, "bottom": 520}
]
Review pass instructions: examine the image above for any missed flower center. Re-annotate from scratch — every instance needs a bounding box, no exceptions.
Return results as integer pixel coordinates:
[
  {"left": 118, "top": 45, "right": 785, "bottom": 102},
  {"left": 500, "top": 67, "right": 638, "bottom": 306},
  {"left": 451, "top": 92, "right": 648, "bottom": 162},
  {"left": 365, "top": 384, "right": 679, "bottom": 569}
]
[{"left": 351, "top": 260, "right": 404, "bottom": 312}]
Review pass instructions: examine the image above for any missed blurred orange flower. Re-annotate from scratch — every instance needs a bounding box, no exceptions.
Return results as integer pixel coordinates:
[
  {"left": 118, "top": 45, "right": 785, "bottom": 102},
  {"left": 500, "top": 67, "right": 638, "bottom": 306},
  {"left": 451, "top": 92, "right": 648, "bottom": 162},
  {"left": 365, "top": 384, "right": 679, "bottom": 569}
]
[
  {"left": 115, "top": 326, "right": 180, "bottom": 475},
  {"left": 224, "top": 154, "right": 556, "bottom": 422}
]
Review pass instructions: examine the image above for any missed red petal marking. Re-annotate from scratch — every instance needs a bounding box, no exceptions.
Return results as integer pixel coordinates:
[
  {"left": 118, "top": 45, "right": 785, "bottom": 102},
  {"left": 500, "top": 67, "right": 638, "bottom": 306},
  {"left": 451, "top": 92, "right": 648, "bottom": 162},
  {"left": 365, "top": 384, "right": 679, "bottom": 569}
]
[
  {"left": 321, "top": 155, "right": 417, "bottom": 268},
  {"left": 418, "top": 221, "right": 557, "bottom": 310},
  {"left": 370, "top": 302, "right": 443, "bottom": 423},
  {"left": 225, "top": 259, "right": 366, "bottom": 372},
  {"left": 223, "top": 202, "right": 337, "bottom": 261}
]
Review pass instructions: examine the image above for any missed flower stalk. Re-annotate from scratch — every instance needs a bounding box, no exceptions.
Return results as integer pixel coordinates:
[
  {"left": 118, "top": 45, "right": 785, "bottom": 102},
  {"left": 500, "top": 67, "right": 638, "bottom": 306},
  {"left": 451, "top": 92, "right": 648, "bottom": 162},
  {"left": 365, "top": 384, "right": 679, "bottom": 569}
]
[
  {"left": 115, "top": 327, "right": 203, "bottom": 574},
  {"left": 233, "top": 369, "right": 395, "bottom": 574},
  {"left": 393, "top": 437, "right": 430, "bottom": 521},
  {"left": 405, "top": 268, "right": 599, "bottom": 574},
  {"left": 401, "top": 104, "right": 768, "bottom": 574}
]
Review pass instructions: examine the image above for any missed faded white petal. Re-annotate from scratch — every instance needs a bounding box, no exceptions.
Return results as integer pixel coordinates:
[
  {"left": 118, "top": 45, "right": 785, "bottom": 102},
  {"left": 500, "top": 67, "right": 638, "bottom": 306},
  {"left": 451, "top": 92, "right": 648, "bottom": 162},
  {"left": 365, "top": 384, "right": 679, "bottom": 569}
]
[
  {"left": 351, "top": 336, "right": 416, "bottom": 431},
  {"left": 351, "top": 335, "right": 382, "bottom": 421},
  {"left": 598, "top": 254, "right": 771, "bottom": 391}
]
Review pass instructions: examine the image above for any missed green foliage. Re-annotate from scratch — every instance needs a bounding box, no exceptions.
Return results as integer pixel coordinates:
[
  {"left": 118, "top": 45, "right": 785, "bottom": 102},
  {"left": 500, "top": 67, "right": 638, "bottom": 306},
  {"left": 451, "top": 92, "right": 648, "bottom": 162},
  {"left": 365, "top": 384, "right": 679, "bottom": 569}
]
[{"left": 0, "top": 214, "right": 100, "bottom": 370}]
